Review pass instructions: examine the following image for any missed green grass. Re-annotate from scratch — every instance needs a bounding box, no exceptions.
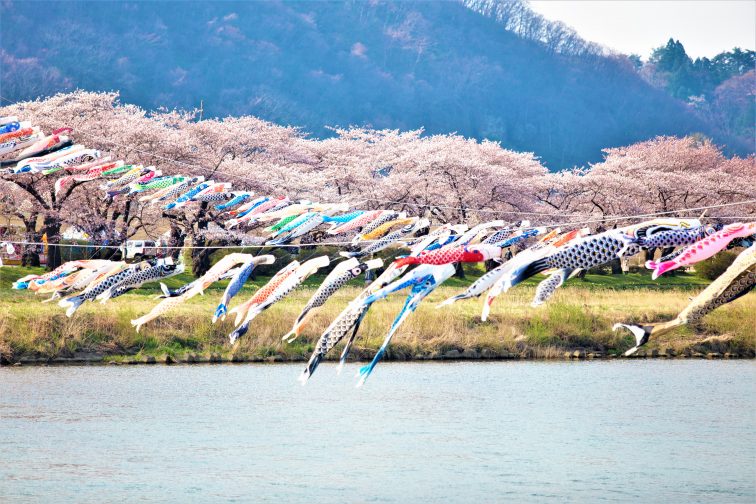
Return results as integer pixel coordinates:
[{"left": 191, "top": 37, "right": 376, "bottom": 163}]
[{"left": 0, "top": 265, "right": 752, "bottom": 363}]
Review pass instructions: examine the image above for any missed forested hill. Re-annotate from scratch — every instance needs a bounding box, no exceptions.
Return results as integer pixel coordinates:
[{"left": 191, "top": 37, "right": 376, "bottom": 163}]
[{"left": 0, "top": 0, "right": 750, "bottom": 168}]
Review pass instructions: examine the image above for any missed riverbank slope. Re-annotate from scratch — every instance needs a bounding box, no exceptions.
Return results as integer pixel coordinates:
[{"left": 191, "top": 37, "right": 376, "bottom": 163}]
[{"left": 1, "top": 267, "right": 753, "bottom": 364}]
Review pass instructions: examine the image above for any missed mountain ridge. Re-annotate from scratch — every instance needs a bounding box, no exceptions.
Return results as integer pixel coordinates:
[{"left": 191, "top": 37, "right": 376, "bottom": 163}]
[{"left": 0, "top": 0, "right": 750, "bottom": 169}]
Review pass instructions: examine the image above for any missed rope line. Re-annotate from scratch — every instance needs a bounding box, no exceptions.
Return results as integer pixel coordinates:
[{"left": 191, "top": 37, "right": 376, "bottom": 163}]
[
  {"left": 0, "top": 239, "right": 377, "bottom": 250},
  {"left": 359, "top": 197, "right": 756, "bottom": 217},
  {"left": 0, "top": 205, "right": 752, "bottom": 251}
]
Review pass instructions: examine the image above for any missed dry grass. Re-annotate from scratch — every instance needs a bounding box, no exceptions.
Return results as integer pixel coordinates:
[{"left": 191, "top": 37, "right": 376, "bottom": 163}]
[{"left": 1, "top": 269, "right": 753, "bottom": 363}]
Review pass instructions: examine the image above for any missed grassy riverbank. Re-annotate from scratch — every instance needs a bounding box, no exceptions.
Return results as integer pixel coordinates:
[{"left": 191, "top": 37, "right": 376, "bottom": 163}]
[{"left": 1, "top": 265, "right": 753, "bottom": 364}]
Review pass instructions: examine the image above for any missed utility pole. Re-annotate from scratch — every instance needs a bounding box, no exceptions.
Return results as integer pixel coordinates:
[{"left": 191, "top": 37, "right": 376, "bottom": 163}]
[{"left": 198, "top": 100, "right": 204, "bottom": 121}]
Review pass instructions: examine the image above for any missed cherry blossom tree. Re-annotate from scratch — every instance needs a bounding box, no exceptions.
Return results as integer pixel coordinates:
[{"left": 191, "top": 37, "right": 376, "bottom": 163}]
[
  {"left": 0, "top": 91, "right": 314, "bottom": 272},
  {"left": 535, "top": 135, "right": 755, "bottom": 230},
  {"left": 384, "top": 133, "right": 551, "bottom": 223},
  {"left": 0, "top": 92, "right": 169, "bottom": 267},
  {"left": 584, "top": 136, "right": 755, "bottom": 219},
  {"left": 2, "top": 92, "right": 752, "bottom": 275}
]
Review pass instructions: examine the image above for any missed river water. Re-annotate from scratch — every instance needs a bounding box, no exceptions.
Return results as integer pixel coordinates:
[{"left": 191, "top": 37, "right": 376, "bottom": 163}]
[{"left": 1, "top": 361, "right": 754, "bottom": 503}]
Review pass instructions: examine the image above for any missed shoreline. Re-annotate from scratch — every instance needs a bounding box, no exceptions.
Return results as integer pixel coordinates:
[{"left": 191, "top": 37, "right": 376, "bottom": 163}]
[{"left": 3, "top": 346, "right": 753, "bottom": 366}]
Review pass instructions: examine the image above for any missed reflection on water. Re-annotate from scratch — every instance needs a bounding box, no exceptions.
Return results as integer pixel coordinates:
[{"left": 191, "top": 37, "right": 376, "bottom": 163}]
[{"left": 1, "top": 361, "right": 754, "bottom": 503}]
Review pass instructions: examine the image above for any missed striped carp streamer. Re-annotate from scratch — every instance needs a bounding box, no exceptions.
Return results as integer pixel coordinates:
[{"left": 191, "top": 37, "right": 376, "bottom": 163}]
[
  {"left": 131, "top": 254, "right": 274, "bottom": 333},
  {"left": 213, "top": 259, "right": 258, "bottom": 323},
  {"left": 283, "top": 257, "right": 383, "bottom": 343},
  {"left": 299, "top": 233, "right": 444, "bottom": 384},
  {"left": 228, "top": 256, "right": 330, "bottom": 343}
]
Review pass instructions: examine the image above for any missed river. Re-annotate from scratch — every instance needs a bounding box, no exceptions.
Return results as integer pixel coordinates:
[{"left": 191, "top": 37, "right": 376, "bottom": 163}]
[{"left": 1, "top": 361, "right": 754, "bottom": 503}]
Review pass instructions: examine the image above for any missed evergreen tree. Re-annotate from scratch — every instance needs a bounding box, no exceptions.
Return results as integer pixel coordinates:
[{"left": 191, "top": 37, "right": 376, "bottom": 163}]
[{"left": 650, "top": 39, "right": 696, "bottom": 99}]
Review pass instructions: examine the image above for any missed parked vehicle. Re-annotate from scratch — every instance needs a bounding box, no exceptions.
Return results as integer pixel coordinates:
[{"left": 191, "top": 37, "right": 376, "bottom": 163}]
[{"left": 120, "top": 240, "right": 162, "bottom": 260}]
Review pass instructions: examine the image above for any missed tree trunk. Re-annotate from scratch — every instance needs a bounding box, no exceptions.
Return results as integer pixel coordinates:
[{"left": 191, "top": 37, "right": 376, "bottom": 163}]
[
  {"left": 21, "top": 243, "right": 40, "bottom": 267},
  {"left": 42, "top": 215, "right": 63, "bottom": 271},
  {"left": 454, "top": 262, "right": 465, "bottom": 278},
  {"left": 190, "top": 203, "right": 213, "bottom": 277},
  {"left": 364, "top": 264, "right": 375, "bottom": 283},
  {"left": 190, "top": 235, "right": 212, "bottom": 278},
  {"left": 610, "top": 258, "right": 622, "bottom": 275},
  {"left": 20, "top": 214, "right": 40, "bottom": 267},
  {"left": 168, "top": 223, "right": 185, "bottom": 261}
]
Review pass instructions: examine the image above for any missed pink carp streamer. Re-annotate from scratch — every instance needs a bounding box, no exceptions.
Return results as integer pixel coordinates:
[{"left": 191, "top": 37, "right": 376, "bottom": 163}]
[{"left": 646, "top": 222, "right": 756, "bottom": 279}]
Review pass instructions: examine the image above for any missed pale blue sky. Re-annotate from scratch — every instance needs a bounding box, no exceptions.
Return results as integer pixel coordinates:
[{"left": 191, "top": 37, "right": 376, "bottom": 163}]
[{"left": 529, "top": 1, "right": 756, "bottom": 59}]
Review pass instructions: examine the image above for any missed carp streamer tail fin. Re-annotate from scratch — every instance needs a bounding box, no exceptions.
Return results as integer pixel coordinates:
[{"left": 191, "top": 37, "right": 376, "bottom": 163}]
[
  {"left": 356, "top": 349, "right": 385, "bottom": 388},
  {"left": 612, "top": 323, "right": 653, "bottom": 356},
  {"left": 159, "top": 282, "right": 171, "bottom": 298},
  {"left": 229, "top": 321, "right": 250, "bottom": 344},
  {"left": 96, "top": 288, "right": 114, "bottom": 303},
  {"left": 299, "top": 354, "right": 323, "bottom": 385},
  {"left": 337, "top": 310, "right": 368, "bottom": 374},
  {"left": 437, "top": 293, "right": 464, "bottom": 308},
  {"left": 130, "top": 316, "right": 148, "bottom": 334},
  {"left": 282, "top": 319, "right": 305, "bottom": 342},
  {"left": 506, "top": 258, "right": 550, "bottom": 290},
  {"left": 481, "top": 294, "right": 495, "bottom": 322},
  {"left": 212, "top": 303, "right": 227, "bottom": 324},
  {"left": 59, "top": 295, "right": 85, "bottom": 318},
  {"left": 283, "top": 312, "right": 311, "bottom": 342},
  {"left": 646, "top": 260, "right": 678, "bottom": 280},
  {"left": 41, "top": 292, "right": 61, "bottom": 303},
  {"left": 392, "top": 256, "right": 417, "bottom": 268}
]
